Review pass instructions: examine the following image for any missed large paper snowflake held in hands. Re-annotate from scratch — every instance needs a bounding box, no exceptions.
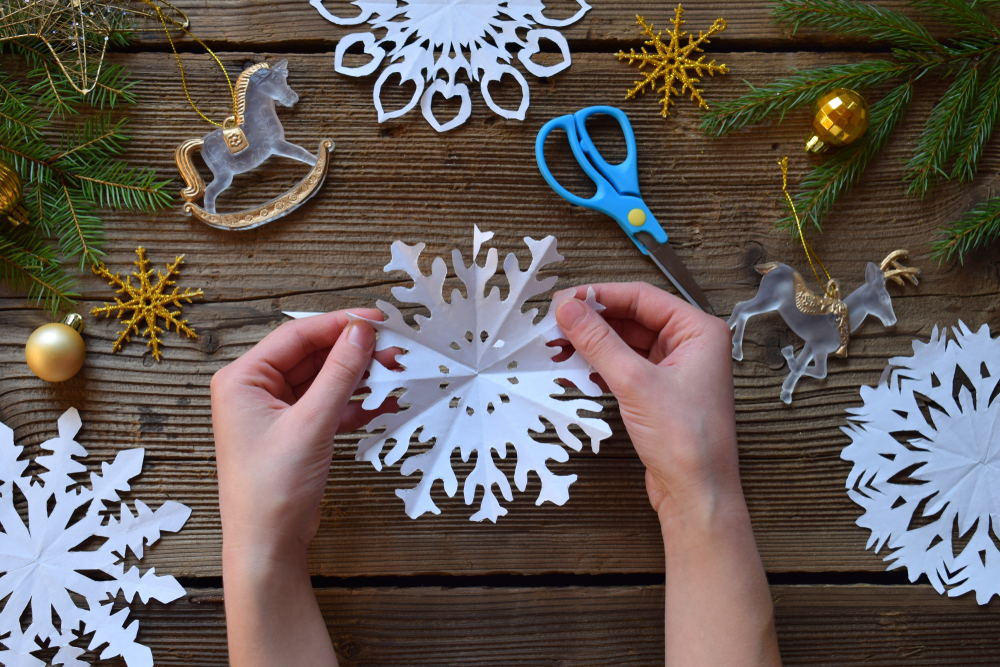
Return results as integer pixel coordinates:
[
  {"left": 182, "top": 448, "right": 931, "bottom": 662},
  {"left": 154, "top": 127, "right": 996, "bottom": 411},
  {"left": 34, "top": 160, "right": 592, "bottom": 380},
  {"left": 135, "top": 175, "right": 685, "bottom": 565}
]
[
  {"left": 0, "top": 408, "right": 191, "bottom": 666},
  {"left": 842, "top": 322, "right": 1000, "bottom": 604},
  {"left": 288, "top": 227, "right": 611, "bottom": 521},
  {"left": 311, "top": 0, "right": 590, "bottom": 131}
]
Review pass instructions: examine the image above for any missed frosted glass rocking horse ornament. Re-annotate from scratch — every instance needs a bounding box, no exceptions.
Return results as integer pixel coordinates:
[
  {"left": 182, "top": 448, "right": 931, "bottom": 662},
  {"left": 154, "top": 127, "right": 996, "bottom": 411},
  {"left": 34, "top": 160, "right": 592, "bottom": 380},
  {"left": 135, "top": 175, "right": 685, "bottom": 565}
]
[
  {"left": 174, "top": 60, "right": 334, "bottom": 230},
  {"left": 729, "top": 160, "right": 921, "bottom": 403}
]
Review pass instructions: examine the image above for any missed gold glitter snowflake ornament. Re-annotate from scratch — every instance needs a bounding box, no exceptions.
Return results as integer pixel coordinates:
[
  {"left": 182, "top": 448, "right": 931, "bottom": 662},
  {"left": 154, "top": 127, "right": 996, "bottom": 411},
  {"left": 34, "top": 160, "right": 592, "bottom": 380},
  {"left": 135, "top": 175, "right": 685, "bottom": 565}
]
[
  {"left": 91, "top": 247, "right": 204, "bottom": 360},
  {"left": 616, "top": 7, "right": 729, "bottom": 117}
]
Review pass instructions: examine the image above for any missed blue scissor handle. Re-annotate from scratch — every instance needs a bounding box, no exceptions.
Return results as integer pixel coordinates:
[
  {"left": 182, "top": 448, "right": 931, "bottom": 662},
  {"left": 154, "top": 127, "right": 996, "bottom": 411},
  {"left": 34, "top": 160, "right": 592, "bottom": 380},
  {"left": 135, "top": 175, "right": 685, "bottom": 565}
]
[
  {"left": 572, "top": 106, "right": 640, "bottom": 197},
  {"left": 535, "top": 106, "right": 668, "bottom": 255}
]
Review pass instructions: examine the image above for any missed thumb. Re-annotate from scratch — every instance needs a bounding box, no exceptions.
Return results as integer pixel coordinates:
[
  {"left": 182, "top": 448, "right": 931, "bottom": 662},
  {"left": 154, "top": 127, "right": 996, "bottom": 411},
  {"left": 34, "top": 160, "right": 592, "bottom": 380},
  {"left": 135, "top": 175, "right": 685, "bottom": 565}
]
[
  {"left": 295, "top": 320, "right": 376, "bottom": 434},
  {"left": 556, "top": 297, "right": 649, "bottom": 398}
]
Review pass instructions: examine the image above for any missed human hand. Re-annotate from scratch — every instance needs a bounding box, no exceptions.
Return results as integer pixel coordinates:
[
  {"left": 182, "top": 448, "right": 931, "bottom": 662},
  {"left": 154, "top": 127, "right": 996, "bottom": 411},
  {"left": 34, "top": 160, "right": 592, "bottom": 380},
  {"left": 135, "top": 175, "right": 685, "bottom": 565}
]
[
  {"left": 554, "top": 283, "right": 781, "bottom": 667},
  {"left": 553, "top": 282, "right": 740, "bottom": 523},
  {"left": 210, "top": 310, "right": 396, "bottom": 564}
]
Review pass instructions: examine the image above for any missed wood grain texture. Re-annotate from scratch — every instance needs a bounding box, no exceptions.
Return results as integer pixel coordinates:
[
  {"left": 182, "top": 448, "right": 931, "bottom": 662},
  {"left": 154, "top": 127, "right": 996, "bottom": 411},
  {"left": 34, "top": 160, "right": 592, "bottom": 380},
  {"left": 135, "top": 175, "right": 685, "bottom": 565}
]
[
  {"left": 69, "top": 585, "right": 1000, "bottom": 666},
  {"left": 133, "top": 0, "right": 965, "bottom": 49},
  {"left": 2, "top": 50, "right": 999, "bottom": 579}
]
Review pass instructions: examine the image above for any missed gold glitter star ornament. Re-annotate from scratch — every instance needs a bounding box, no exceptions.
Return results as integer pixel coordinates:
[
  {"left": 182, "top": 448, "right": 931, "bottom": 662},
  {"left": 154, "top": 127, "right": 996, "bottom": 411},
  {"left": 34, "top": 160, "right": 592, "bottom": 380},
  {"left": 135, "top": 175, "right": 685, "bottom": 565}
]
[
  {"left": 91, "top": 247, "right": 204, "bottom": 360},
  {"left": 616, "top": 7, "right": 729, "bottom": 117}
]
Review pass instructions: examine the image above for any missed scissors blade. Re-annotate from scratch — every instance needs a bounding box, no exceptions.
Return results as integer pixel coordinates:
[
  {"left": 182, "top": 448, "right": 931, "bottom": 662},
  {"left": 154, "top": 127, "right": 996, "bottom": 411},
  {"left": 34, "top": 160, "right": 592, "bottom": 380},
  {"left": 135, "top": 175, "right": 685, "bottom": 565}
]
[{"left": 634, "top": 231, "right": 716, "bottom": 317}]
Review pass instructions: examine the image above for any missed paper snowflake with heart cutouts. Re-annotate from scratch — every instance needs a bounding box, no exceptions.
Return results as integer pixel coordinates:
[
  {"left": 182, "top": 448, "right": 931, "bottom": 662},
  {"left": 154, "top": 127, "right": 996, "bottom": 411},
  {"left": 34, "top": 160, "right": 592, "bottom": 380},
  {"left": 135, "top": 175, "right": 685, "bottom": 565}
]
[
  {"left": 842, "top": 322, "right": 1000, "bottom": 604},
  {"left": 286, "top": 226, "right": 611, "bottom": 521},
  {"left": 0, "top": 408, "right": 191, "bottom": 666},
  {"left": 310, "top": 0, "right": 589, "bottom": 132}
]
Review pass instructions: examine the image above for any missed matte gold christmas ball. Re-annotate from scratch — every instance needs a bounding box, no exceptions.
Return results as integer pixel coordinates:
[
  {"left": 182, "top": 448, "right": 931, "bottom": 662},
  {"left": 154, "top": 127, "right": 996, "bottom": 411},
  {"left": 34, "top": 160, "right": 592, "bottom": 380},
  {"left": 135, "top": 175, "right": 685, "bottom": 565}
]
[
  {"left": 805, "top": 88, "right": 870, "bottom": 154},
  {"left": 0, "top": 158, "right": 23, "bottom": 219},
  {"left": 25, "top": 314, "right": 86, "bottom": 382}
]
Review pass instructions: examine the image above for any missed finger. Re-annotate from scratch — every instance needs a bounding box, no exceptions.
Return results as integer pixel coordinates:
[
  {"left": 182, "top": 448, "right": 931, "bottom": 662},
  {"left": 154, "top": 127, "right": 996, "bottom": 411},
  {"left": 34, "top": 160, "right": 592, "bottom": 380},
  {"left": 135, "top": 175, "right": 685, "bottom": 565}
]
[
  {"left": 563, "top": 283, "right": 713, "bottom": 355},
  {"left": 555, "top": 297, "right": 651, "bottom": 400},
  {"left": 293, "top": 321, "right": 377, "bottom": 436},
  {"left": 338, "top": 395, "right": 400, "bottom": 433},
  {"left": 228, "top": 309, "right": 384, "bottom": 399}
]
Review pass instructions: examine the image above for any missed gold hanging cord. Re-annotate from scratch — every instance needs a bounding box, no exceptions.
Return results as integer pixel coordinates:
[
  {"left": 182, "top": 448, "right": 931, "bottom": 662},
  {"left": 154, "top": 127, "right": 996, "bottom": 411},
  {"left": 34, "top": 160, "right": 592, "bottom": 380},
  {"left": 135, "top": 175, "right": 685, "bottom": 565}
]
[
  {"left": 137, "top": 0, "right": 235, "bottom": 127},
  {"left": 778, "top": 157, "right": 836, "bottom": 298}
]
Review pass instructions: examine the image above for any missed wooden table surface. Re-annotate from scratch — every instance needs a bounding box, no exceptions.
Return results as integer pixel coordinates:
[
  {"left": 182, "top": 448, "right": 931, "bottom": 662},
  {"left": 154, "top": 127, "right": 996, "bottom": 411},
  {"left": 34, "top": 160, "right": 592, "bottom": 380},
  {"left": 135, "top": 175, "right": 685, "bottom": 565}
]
[{"left": 3, "top": 0, "right": 1000, "bottom": 663}]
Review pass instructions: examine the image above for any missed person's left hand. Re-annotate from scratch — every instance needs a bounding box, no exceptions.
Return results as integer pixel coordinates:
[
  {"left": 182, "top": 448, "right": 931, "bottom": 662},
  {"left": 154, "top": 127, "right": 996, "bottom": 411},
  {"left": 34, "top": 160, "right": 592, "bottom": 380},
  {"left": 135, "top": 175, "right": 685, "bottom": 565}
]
[{"left": 210, "top": 310, "right": 397, "bottom": 566}]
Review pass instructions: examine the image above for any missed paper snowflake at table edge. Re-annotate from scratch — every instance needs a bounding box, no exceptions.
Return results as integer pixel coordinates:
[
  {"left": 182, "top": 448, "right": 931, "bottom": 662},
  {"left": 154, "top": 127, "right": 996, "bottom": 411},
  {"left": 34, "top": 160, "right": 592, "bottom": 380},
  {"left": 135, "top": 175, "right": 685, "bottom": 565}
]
[
  {"left": 0, "top": 407, "right": 191, "bottom": 666},
  {"left": 841, "top": 321, "right": 1000, "bottom": 604},
  {"left": 91, "top": 247, "right": 204, "bottom": 362},
  {"left": 311, "top": 0, "right": 590, "bottom": 131},
  {"left": 286, "top": 225, "right": 612, "bottom": 522},
  {"left": 616, "top": 6, "right": 729, "bottom": 117}
]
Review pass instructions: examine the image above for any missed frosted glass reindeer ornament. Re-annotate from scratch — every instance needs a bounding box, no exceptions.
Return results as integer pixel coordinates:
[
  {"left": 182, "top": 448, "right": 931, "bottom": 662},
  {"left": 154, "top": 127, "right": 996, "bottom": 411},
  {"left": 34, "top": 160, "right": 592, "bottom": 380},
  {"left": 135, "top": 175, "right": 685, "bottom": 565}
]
[
  {"left": 729, "top": 251, "right": 920, "bottom": 403},
  {"left": 175, "top": 60, "right": 334, "bottom": 231},
  {"left": 729, "top": 159, "right": 920, "bottom": 403}
]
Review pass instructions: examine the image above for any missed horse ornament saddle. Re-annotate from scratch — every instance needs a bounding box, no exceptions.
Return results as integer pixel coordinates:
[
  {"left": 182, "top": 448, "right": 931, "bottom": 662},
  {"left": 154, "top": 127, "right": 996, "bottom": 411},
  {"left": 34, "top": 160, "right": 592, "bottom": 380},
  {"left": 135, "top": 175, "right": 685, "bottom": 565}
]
[{"left": 174, "top": 60, "right": 334, "bottom": 231}]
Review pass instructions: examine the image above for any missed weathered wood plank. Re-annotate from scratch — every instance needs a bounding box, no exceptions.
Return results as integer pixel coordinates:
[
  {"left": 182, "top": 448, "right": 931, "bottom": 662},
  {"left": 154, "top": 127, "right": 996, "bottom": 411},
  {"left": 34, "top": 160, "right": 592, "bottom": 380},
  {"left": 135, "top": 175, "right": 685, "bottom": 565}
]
[
  {"left": 132, "top": 0, "right": 963, "bottom": 49},
  {"left": 1, "top": 51, "right": 998, "bottom": 577},
  {"left": 82, "top": 585, "right": 1000, "bottom": 666}
]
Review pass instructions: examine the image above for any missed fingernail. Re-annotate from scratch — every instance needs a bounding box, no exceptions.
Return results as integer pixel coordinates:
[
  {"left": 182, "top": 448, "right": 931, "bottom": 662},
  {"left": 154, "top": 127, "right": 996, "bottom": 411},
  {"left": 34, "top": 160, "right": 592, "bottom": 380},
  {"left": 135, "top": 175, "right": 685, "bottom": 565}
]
[
  {"left": 346, "top": 322, "right": 375, "bottom": 350},
  {"left": 556, "top": 298, "right": 587, "bottom": 331}
]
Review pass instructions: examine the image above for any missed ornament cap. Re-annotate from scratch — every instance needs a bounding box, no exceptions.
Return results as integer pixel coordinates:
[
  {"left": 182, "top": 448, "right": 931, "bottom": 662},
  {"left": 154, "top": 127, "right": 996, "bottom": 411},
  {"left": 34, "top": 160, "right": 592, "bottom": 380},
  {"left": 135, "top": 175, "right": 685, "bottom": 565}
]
[
  {"left": 61, "top": 313, "right": 85, "bottom": 334},
  {"left": 805, "top": 135, "right": 830, "bottom": 154}
]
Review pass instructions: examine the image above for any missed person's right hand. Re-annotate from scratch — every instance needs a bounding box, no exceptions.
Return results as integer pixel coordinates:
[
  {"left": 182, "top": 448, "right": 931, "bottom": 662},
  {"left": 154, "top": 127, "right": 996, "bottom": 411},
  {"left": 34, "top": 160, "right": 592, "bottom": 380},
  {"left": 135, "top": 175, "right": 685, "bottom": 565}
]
[
  {"left": 553, "top": 282, "right": 742, "bottom": 523},
  {"left": 554, "top": 282, "right": 782, "bottom": 667}
]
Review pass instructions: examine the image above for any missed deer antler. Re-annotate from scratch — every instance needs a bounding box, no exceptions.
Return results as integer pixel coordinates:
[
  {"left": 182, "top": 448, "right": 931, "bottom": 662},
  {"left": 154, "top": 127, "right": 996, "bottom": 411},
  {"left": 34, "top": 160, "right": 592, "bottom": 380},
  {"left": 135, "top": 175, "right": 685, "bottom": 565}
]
[{"left": 880, "top": 249, "right": 920, "bottom": 286}]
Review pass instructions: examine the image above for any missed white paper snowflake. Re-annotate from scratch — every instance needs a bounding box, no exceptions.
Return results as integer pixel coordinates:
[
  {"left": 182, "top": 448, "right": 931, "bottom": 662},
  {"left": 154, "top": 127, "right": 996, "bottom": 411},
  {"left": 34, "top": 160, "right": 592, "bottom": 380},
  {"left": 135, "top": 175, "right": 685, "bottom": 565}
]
[
  {"left": 311, "top": 0, "right": 589, "bottom": 131},
  {"left": 0, "top": 408, "right": 191, "bottom": 666},
  {"left": 842, "top": 322, "right": 1000, "bottom": 604},
  {"left": 287, "top": 227, "right": 611, "bottom": 521}
]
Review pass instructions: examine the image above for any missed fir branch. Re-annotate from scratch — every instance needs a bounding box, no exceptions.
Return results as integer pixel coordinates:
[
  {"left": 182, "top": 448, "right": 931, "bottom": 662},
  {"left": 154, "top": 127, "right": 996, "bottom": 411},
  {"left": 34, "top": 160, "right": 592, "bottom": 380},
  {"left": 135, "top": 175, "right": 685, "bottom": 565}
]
[
  {"left": 933, "top": 195, "right": 1000, "bottom": 262},
  {"left": 951, "top": 58, "right": 1000, "bottom": 182},
  {"left": 0, "top": 226, "right": 78, "bottom": 312},
  {"left": 71, "top": 162, "right": 173, "bottom": 211},
  {"left": 782, "top": 80, "right": 915, "bottom": 231},
  {"left": 772, "top": 0, "right": 941, "bottom": 51},
  {"left": 55, "top": 182, "right": 104, "bottom": 268},
  {"left": 700, "top": 60, "right": 906, "bottom": 136},
  {"left": 49, "top": 114, "right": 128, "bottom": 164},
  {"left": 911, "top": 0, "right": 999, "bottom": 41},
  {"left": 0, "top": 71, "right": 43, "bottom": 139},
  {"left": 905, "top": 64, "right": 980, "bottom": 196}
]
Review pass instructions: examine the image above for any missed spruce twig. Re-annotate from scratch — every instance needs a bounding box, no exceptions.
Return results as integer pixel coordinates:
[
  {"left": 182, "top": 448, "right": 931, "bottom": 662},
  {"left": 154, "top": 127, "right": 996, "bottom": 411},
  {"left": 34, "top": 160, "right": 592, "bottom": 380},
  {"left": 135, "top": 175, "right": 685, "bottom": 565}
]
[
  {"left": 933, "top": 196, "right": 1000, "bottom": 261},
  {"left": 0, "top": 41, "right": 172, "bottom": 312},
  {"left": 702, "top": 0, "right": 1000, "bottom": 262},
  {"left": 781, "top": 81, "right": 914, "bottom": 230}
]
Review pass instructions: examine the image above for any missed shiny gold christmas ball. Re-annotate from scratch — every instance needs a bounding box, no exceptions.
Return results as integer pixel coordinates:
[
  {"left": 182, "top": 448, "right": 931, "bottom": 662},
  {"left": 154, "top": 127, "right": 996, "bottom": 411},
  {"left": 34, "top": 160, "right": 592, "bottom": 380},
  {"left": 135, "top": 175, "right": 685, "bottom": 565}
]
[
  {"left": 0, "top": 158, "right": 23, "bottom": 219},
  {"left": 25, "top": 315, "right": 86, "bottom": 382},
  {"left": 805, "top": 88, "right": 870, "bottom": 154}
]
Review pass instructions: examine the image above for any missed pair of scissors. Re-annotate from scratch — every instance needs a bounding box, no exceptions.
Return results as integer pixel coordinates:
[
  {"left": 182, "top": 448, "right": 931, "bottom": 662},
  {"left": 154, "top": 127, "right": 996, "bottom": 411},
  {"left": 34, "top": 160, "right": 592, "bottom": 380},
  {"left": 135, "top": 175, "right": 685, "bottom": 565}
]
[{"left": 535, "top": 106, "right": 715, "bottom": 316}]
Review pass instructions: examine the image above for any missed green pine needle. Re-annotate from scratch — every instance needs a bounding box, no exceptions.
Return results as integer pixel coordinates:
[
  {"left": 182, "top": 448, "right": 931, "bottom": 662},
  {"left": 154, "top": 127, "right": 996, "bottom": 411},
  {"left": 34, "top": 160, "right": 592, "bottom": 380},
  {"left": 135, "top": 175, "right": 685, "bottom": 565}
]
[
  {"left": 781, "top": 80, "right": 914, "bottom": 231},
  {"left": 772, "top": 0, "right": 941, "bottom": 51},
  {"left": 951, "top": 58, "right": 1000, "bottom": 182},
  {"left": 905, "top": 64, "right": 980, "bottom": 196},
  {"left": 911, "top": 0, "right": 999, "bottom": 41},
  {"left": 933, "top": 196, "right": 1000, "bottom": 262},
  {"left": 0, "top": 43, "right": 173, "bottom": 312},
  {"left": 0, "top": 225, "right": 79, "bottom": 312},
  {"left": 699, "top": 60, "right": 906, "bottom": 136},
  {"left": 703, "top": 0, "right": 1000, "bottom": 262}
]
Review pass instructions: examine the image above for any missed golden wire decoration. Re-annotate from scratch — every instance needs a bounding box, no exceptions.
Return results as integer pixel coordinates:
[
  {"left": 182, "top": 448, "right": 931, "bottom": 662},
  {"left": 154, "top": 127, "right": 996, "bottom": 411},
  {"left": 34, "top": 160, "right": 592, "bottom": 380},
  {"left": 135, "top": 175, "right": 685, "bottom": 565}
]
[
  {"left": 616, "top": 6, "right": 728, "bottom": 117},
  {"left": 91, "top": 246, "right": 203, "bottom": 361},
  {"left": 0, "top": 0, "right": 192, "bottom": 95}
]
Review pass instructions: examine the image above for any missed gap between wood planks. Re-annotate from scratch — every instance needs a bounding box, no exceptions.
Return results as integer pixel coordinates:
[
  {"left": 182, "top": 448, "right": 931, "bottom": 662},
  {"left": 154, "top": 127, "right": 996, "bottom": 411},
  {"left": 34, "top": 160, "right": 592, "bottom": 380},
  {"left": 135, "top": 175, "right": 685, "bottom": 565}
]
[{"left": 177, "top": 570, "right": 915, "bottom": 597}]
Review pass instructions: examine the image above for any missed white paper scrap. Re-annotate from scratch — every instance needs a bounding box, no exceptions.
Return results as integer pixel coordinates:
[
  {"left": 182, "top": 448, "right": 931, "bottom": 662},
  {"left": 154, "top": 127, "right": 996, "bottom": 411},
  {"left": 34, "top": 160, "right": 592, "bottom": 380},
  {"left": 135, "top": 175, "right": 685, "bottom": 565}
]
[
  {"left": 842, "top": 322, "right": 1000, "bottom": 604},
  {"left": 288, "top": 228, "right": 611, "bottom": 522},
  {"left": 0, "top": 408, "right": 191, "bottom": 666}
]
